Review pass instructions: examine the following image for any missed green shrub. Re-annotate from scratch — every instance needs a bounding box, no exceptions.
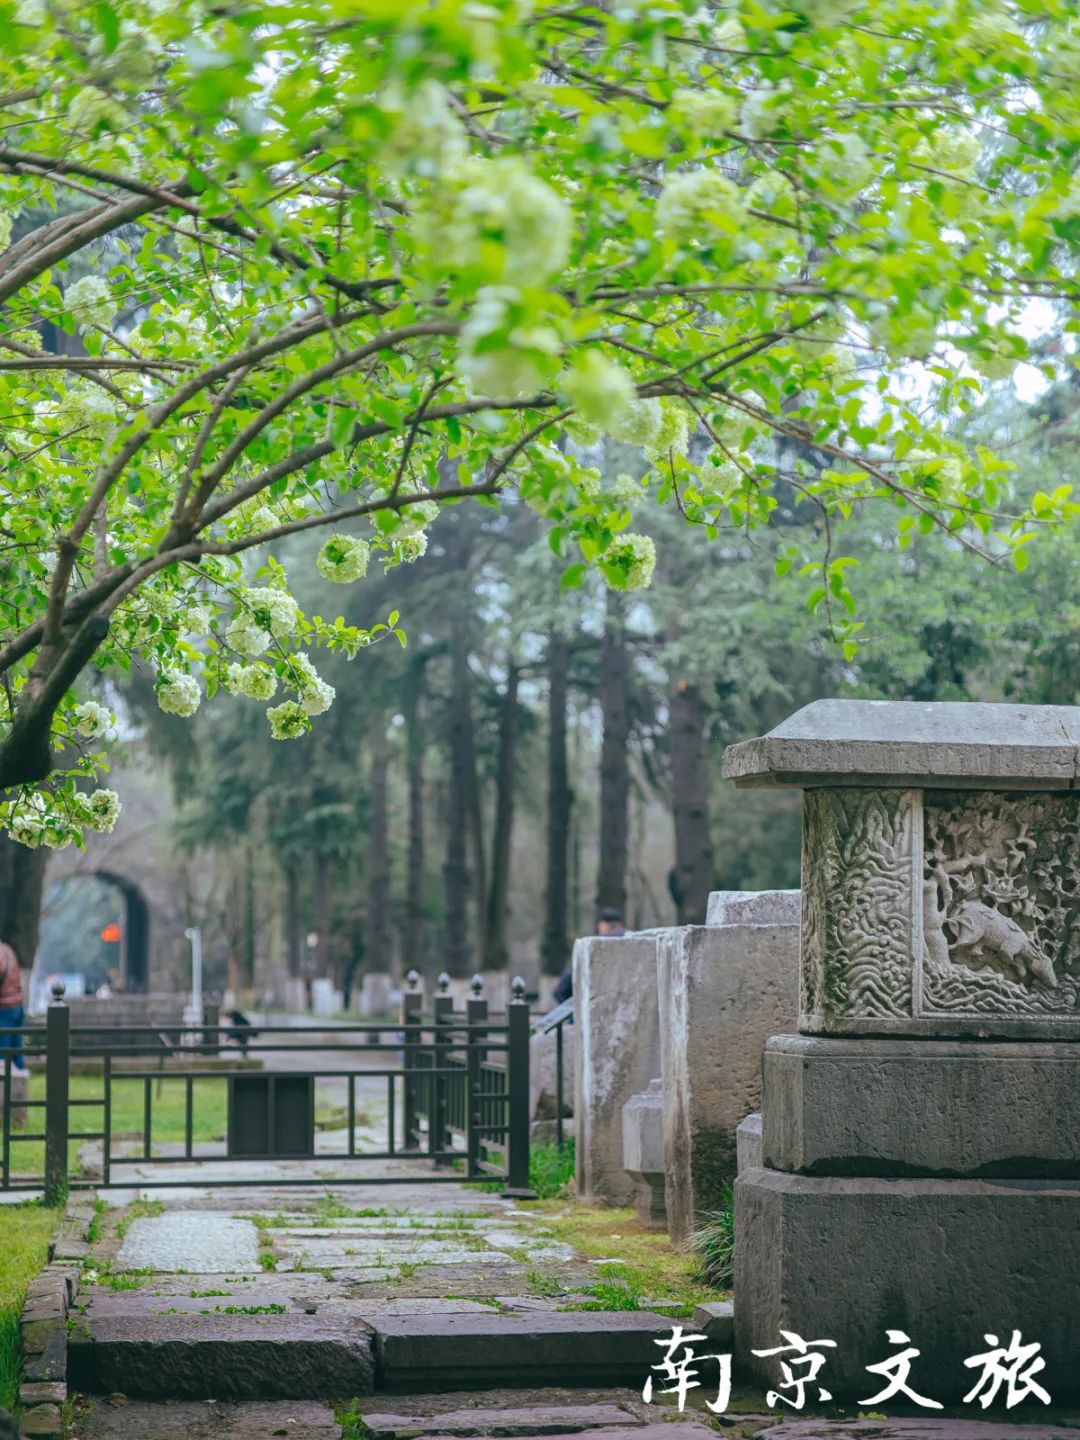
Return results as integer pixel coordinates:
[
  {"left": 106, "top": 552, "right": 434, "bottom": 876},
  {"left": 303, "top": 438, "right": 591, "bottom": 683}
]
[{"left": 688, "top": 1188, "right": 734, "bottom": 1291}]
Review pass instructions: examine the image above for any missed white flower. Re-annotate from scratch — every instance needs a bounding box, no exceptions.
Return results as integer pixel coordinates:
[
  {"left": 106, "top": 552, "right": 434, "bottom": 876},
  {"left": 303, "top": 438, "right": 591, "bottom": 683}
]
[
  {"left": 72, "top": 700, "right": 112, "bottom": 739},
  {"left": 602, "top": 532, "right": 657, "bottom": 591},
  {"left": 380, "top": 78, "right": 467, "bottom": 177},
  {"left": 65, "top": 276, "right": 116, "bottom": 331},
  {"left": 316, "top": 535, "right": 371, "bottom": 584},
  {"left": 456, "top": 286, "right": 561, "bottom": 399},
  {"left": 84, "top": 789, "right": 121, "bottom": 835},
  {"left": 670, "top": 89, "right": 737, "bottom": 136},
  {"left": 7, "top": 795, "right": 46, "bottom": 849},
  {"left": 156, "top": 671, "right": 201, "bottom": 718},
  {"left": 223, "top": 663, "right": 277, "bottom": 701},
  {"left": 610, "top": 473, "right": 643, "bottom": 507},
  {"left": 645, "top": 400, "right": 692, "bottom": 461},
  {"left": 415, "top": 158, "right": 573, "bottom": 284},
  {"left": 268, "top": 700, "right": 309, "bottom": 740},
  {"left": 226, "top": 617, "right": 272, "bottom": 657},
  {"left": 244, "top": 586, "right": 300, "bottom": 638},
  {"left": 284, "top": 653, "right": 336, "bottom": 716},
  {"left": 562, "top": 351, "right": 638, "bottom": 427},
  {"left": 393, "top": 533, "right": 428, "bottom": 564},
  {"left": 184, "top": 606, "right": 212, "bottom": 637},
  {"left": 610, "top": 397, "right": 663, "bottom": 449},
  {"left": 55, "top": 383, "right": 117, "bottom": 440},
  {"left": 249, "top": 506, "right": 278, "bottom": 534},
  {"left": 656, "top": 170, "right": 747, "bottom": 244}
]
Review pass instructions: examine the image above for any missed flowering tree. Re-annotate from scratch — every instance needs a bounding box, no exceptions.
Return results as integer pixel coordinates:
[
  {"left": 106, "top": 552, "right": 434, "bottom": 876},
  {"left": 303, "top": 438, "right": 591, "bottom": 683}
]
[{"left": 1, "top": 0, "right": 1078, "bottom": 849}]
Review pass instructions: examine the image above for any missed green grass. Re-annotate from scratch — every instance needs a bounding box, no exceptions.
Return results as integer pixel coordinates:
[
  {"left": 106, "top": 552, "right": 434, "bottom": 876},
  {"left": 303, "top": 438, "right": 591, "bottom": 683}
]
[
  {"left": 688, "top": 1190, "right": 735, "bottom": 1291},
  {"left": 465, "top": 1139, "right": 576, "bottom": 1199},
  {"left": 0, "top": 1202, "right": 60, "bottom": 1411},
  {"left": 562, "top": 1264, "right": 644, "bottom": 1312}
]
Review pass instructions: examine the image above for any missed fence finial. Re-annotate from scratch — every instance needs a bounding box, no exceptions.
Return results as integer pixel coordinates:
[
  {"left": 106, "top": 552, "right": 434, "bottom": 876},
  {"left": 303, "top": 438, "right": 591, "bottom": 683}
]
[
  {"left": 50, "top": 979, "right": 66, "bottom": 1003},
  {"left": 511, "top": 975, "right": 526, "bottom": 1001},
  {"left": 406, "top": 969, "right": 420, "bottom": 990},
  {"left": 437, "top": 971, "right": 451, "bottom": 994},
  {"left": 470, "top": 973, "right": 484, "bottom": 996}
]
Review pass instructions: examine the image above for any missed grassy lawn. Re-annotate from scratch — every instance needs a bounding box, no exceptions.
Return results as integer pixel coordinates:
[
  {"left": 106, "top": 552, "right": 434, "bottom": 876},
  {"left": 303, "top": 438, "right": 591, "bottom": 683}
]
[
  {"left": 524, "top": 1200, "right": 729, "bottom": 1314},
  {"left": 0, "top": 1203, "right": 59, "bottom": 1412}
]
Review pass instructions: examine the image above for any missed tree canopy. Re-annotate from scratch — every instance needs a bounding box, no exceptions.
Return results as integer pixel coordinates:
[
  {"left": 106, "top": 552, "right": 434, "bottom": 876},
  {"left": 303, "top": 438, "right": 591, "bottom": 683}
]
[{"left": 1, "top": 0, "right": 1078, "bottom": 849}]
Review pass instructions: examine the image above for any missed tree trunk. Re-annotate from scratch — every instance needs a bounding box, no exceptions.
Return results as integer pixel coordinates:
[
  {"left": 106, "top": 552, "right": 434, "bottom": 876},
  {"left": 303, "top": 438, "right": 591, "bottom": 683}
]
[
  {"left": 670, "top": 676, "right": 715, "bottom": 925},
  {"left": 542, "top": 635, "right": 572, "bottom": 974},
  {"left": 403, "top": 662, "right": 426, "bottom": 975},
  {"left": 484, "top": 661, "right": 520, "bottom": 971},
  {"left": 284, "top": 857, "right": 302, "bottom": 979},
  {"left": 0, "top": 833, "right": 47, "bottom": 975},
  {"left": 243, "top": 843, "right": 256, "bottom": 990},
  {"left": 313, "top": 851, "right": 331, "bottom": 979},
  {"left": 443, "top": 652, "right": 472, "bottom": 979},
  {"left": 368, "top": 711, "right": 391, "bottom": 974},
  {"left": 596, "top": 592, "right": 629, "bottom": 919}
]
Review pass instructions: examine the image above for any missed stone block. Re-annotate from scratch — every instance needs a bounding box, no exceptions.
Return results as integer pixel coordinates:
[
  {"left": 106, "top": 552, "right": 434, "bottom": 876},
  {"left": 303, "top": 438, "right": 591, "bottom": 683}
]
[
  {"left": 621, "top": 1079, "right": 666, "bottom": 1226},
  {"left": 734, "top": 1166, "right": 1080, "bottom": 1401},
  {"left": 357, "top": 972, "right": 395, "bottom": 1017},
  {"left": 361, "top": 1404, "right": 640, "bottom": 1437},
  {"left": 22, "top": 1327, "right": 65, "bottom": 1382},
  {"left": 690, "top": 1300, "right": 733, "bottom": 1347},
  {"left": 736, "top": 1114, "right": 762, "bottom": 1175},
  {"left": 530, "top": 1013, "right": 575, "bottom": 1123},
  {"left": 67, "top": 1314, "right": 375, "bottom": 1399},
  {"left": 19, "top": 1382, "right": 66, "bottom": 1408},
  {"left": 373, "top": 1310, "right": 677, "bottom": 1391},
  {"left": 20, "top": 1404, "right": 62, "bottom": 1439},
  {"left": 573, "top": 933, "right": 662, "bottom": 1205},
  {"left": 763, "top": 1033, "right": 1080, "bottom": 1177},
  {"left": 656, "top": 901, "right": 798, "bottom": 1243},
  {"left": 705, "top": 890, "right": 801, "bottom": 928}
]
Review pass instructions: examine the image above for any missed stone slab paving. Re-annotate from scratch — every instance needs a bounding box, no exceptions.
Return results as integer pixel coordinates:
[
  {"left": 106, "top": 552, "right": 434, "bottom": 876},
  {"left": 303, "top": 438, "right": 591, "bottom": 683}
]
[
  {"left": 117, "top": 1214, "right": 261, "bottom": 1272},
  {"left": 75, "top": 1398, "right": 342, "bottom": 1438},
  {"left": 751, "top": 1422, "right": 1080, "bottom": 1438}
]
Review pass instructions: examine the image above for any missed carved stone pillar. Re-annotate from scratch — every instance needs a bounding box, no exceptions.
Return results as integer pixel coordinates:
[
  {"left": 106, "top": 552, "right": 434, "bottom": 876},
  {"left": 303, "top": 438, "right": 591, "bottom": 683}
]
[{"left": 724, "top": 699, "right": 1080, "bottom": 1402}]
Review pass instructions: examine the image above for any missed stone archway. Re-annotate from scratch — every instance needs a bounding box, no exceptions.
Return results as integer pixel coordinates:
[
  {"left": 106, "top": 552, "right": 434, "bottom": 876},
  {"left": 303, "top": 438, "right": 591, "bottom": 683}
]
[{"left": 94, "top": 870, "right": 152, "bottom": 993}]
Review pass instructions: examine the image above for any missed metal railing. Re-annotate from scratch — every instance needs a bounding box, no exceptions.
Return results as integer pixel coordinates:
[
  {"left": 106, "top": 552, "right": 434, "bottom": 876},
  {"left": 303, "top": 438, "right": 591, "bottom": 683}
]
[{"left": 0, "top": 975, "right": 533, "bottom": 1202}]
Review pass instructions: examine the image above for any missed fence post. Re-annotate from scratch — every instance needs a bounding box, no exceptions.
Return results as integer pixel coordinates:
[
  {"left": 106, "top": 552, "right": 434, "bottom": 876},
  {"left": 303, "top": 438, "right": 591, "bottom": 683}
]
[
  {"left": 401, "top": 970, "right": 421, "bottom": 1151},
  {"left": 431, "top": 972, "right": 452, "bottom": 1164},
  {"left": 503, "top": 975, "right": 535, "bottom": 1198},
  {"left": 45, "top": 981, "right": 70, "bottom": 1207},
  {"left": 465, "top": 974, "right": 487, "bottom": 1178}
]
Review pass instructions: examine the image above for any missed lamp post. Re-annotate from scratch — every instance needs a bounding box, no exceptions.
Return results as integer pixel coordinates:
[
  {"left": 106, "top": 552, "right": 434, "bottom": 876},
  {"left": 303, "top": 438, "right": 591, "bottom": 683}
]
[{"left": 182, "top": 926, "right": 203, "bottom": 1041}]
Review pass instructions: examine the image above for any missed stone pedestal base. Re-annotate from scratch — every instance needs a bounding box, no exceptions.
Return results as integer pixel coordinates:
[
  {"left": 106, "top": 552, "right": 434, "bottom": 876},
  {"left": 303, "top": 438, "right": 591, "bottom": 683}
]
[{"left": 735, "top": 1165, "right": 1080, "bottom": 1401}]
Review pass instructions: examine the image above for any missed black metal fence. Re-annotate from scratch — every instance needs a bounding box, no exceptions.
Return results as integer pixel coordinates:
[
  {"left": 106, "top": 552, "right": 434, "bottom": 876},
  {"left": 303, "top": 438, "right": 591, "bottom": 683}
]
[{"left": 0, "top": 973, "right": 532, "bottom": 1202}]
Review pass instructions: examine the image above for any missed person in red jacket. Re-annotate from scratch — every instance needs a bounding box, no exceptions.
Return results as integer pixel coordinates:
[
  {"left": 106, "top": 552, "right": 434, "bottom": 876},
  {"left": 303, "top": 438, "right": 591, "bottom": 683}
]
[{"left": 0, "top": 939, "right": 25, "bottom": 1075}]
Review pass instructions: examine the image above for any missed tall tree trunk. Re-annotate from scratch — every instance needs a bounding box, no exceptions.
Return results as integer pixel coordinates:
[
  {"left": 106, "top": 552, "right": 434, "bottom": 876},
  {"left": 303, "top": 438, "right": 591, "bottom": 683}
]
[
  {"left": 0, "top": 833, "right": 46, "bottom": 976},
  {"left": 484, "top": 661, "right": 519, "bottom": 970},
  {"left": 443, "top": 655, "right": 472, "bottom": 979},
  {"left": 313, "top": 851, "right": 331, "bottom": 979},
  {"left": 403, "top": 662, "right": 426, "bottom": 975},
  {"left": 596, "top": 592, "right": 629, "bottom": 919},
  {"left": 542, "top": 636, "right": 572, "bottom": 974},
  {"left": 368, "top": 711, "right": 391, "bottom": 974},
  {"left": 670, "top": 677, "right": 715, "bottom": 924},
  {"left": 284, "top": 856, "right": 302, "bottom": 979},
  {"left": 243, "top": 843, "right": 256, "bottom": 990}
]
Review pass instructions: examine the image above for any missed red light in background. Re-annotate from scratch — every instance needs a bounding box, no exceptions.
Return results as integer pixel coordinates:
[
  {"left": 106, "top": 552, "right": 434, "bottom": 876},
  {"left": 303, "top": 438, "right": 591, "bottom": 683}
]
[{"left": 101, "top": 923, "right": 121, "bottom": 943}]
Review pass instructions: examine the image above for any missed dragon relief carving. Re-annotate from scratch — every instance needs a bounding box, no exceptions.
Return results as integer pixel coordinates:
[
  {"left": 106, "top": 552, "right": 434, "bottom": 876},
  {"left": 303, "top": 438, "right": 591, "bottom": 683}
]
[
  {"left": 802, "top": 788, "right": 915, "bottom": 1023},
  {"left": 921, "top": 791, "right": 1080, "bottom": 1017}
]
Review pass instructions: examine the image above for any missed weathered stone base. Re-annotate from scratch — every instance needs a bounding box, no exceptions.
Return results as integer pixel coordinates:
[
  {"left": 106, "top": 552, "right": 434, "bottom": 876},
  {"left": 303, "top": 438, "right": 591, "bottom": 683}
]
[
  {"left": 763, "top": 1035, "right": 1080, "bottom": 1178},
  {"left": 734, "top": 1166, "right": 1080, "bottom": 1401}
]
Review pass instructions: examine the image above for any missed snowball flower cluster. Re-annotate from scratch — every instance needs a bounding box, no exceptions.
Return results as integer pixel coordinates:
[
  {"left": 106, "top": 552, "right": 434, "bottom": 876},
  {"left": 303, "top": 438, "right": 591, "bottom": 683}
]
[
  {"left": 224, "top": 664, "right": 278, "bottom": 701},
  {"left": 267, "top": 701, "right": 309, "bottom": 741},
  {"left": 53, "top": 383, "right": 117, "bottom": 440},
  {"left": 6, "top": 795, "right": 47, "bottom": 849},
  {"left": 610, "top": 474, "right": 643, "bottom": 508},
  {"left": 563, "top": 351, "right": 638, "bottom": 426},
  {"left": 65, "top": 276, "right": 116, "bottom": 331},
  {"left": 670, "top": 89, "right": 737, "bottom": 136},
  {"left": 156, "top": 671, "right": 201, "bottom": 718},
  {"left": 84, "top": 789, "right": 121, "bottom": 835},
  {"left": 456, "top": 287, "right": 561, "bottom": 399},
  {"left": 603, "top": 533, "right": 658, "bottom": 592},
  {"left": 656, "top": 170, "right": 747, "bottom": 244},
  {"left": 184, "top": 606, "right": 213, "bottom": 637},
  {"left": 415, "top": 158, "right": 572, "bottom": 285},
  {"left": 72, "top": 700, "right": 112, "bottom": 739},
  {"left": 285, "top": 653, "right": 335, "bottom": 717},
  {"left": 226, "top": 587, "right": 300, "bottom": 657},
  {"left": 645, "top": 400, "right": 692, "bottom": 461},
  {"left": 393, "top": 533, "right": 428, "bottom": 565},
  {"left": 316, "top": 534, "right": 371, "bottom": 584},
  {"left": 381, "top": 78, "right": 467, "bottom": 177}
]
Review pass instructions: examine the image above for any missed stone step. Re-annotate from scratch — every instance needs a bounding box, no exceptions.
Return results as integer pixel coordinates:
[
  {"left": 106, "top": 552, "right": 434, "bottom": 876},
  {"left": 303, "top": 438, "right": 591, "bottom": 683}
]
[
  {"left": 76, "top": 1398, "right": 341, "bottom": 1438},
  {"left": 373, "top": 1311, "right": 677, "bottom": 1392},
  {"left": 361, "top": 1401, "right": 642, "bottom": 1437},
  {"left": 67, "top": 1314, "right": 375, "bottom": 1400}
]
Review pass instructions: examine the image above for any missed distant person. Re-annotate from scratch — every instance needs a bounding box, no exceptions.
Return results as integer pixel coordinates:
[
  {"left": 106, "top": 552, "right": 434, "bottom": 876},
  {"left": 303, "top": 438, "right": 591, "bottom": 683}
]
[
  {"left": 227, "top": 1008, "right": 258, "bottom": 1053},
  {"left": 0, "top": 938, "right": 25, "bottom": 1075},
  {"left": 552, "top": 907, "right": 627, "bottom": 1004}
]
